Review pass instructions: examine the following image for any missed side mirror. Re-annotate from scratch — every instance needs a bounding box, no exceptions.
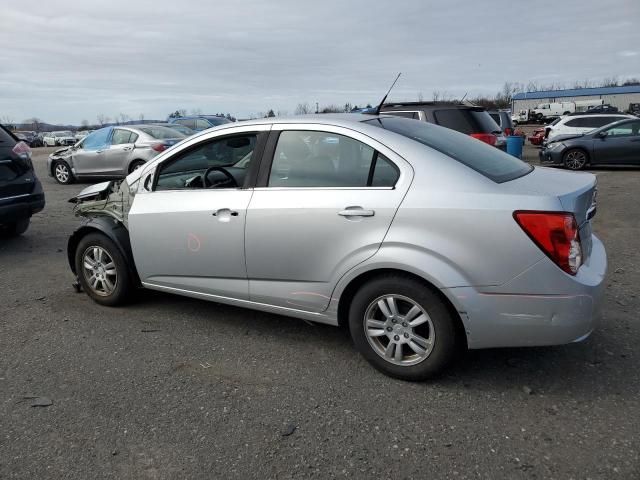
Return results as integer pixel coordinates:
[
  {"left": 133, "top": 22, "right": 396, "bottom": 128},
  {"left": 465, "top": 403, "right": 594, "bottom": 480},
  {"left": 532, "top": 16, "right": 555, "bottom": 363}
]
[{"left": 596, "top": 131, "right": 608, "bottom": 139}]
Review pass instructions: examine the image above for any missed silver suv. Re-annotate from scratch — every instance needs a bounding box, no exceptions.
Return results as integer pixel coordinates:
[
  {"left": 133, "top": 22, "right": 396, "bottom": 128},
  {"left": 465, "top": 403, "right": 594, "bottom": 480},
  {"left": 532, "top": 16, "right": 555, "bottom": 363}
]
[{"left": 67, "top": 114, "right": 606, "bottom": 380}]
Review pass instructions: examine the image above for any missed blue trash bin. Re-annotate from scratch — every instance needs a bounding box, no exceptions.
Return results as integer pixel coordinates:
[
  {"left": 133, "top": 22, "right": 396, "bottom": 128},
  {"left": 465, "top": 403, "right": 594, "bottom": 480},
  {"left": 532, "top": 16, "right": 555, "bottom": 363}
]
[{"left": 506, "top": 135, "right": 524, "bottom": 159}]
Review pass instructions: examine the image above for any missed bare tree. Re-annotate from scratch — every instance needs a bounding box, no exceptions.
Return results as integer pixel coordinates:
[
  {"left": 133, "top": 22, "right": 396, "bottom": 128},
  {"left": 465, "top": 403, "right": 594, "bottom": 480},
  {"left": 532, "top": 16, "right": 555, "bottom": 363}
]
[
  {"left": 190, "top": 108, "right": 202, "bottom": 116},
  {"left": 97, "top": 114, "right": 109, "bottom": 126},
  {"left": 118, "top": 113, "right": 130, "bottom": 125},
  {"left": 417, "top": 92, "right": 424, "bottom": 102},
  {"left": 432, "top": 91, "right": 441, "bottom": 102},
  {"left": 139, "top": 113, "right": 145, "bottom": 122},
  {"left": 294, "top": 103, "right": 312, "bottom": 115},
  {"left": 24, "top": 117, "right": 42, "bottom": 132},
  {"left": 623, "top": 77, "right": 640, "bottom": 86},
  {"left": 276, "top": 110, "right": 288, "bottom": 117},
  {"left": 80, "top": 119, "right": 89, "bottom": 129},
  {"left": 1, "top": 115, "right": 14, "bottom": 127},
  {"left": 600, "top": 76, "right": 619, "bottom": 87}
]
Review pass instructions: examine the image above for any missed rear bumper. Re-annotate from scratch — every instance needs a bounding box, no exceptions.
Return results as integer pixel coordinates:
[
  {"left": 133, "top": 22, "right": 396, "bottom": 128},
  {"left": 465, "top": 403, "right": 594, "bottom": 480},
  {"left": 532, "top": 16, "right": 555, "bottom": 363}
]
[
  {"left": 447, "top": 235, "right": 607, "bottom": 349},
  {"left": 0, "top": 181, "right": 45, "bottom": 224}
]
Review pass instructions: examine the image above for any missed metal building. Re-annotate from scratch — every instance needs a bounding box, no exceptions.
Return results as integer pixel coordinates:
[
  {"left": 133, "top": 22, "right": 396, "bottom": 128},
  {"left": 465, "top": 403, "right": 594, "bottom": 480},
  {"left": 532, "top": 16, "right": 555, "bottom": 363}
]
[{"left": 512, "top": 85, "right": 640, "bottom": 112}]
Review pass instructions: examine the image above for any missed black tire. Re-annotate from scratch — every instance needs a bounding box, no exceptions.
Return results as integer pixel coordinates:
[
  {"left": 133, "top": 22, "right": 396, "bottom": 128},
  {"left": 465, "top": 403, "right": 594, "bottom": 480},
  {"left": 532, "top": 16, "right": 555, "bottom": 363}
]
[
  {"left": 74, "top": 233, "right": 133, "bottom": 306},
  {"left": 52, "top": 160, "right": 74, "bottom": 184},
  {"left": 563, "top": 148, "right": 588, "bottom": 170},
  {"left": 2, "top": 218, "right": 30, "bottom": 237},
  {"left": 348, "top": 275, "right": 458, "bottom": 381},
  {"left": 128, "top": 159, "right": 146, "bottom": 173}
]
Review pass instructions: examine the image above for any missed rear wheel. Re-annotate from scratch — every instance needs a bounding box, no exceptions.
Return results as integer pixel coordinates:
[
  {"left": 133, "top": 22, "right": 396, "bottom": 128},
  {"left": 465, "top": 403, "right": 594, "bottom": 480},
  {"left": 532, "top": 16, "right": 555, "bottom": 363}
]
[
  {"left": 128, "top": 159, "right": 146, "bottom": 173},
  {"left": 348, "top": 275, "right": 458, "bottom": 381},
  {"left": 563, "top": 149, "right": 588, "bottom": 170},
  {"left": 75, "top": 233, "right": 133, "bottom": 306},
  {"left": 53, "top": 160, "right": 74, "bottom": 184},
  {"left": 2, "top": 218, "right": 30, "bottom": 237}
]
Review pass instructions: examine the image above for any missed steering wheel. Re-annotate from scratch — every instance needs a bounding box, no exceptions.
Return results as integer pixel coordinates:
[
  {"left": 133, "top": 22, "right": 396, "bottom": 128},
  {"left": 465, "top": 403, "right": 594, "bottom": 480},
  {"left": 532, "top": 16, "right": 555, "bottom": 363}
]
[{"left": 202, "top": 166, "right": 238, "bottom": 188}]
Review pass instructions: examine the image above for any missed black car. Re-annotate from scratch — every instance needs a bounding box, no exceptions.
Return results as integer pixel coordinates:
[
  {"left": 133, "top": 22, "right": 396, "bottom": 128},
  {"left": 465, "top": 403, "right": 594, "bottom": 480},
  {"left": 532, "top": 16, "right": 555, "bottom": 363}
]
[
  {"left": 380, "top": 102, "right": 506, "bottom": 149},
  {"left": 539, "top": 118, "right": 640, "bottom": 170},
  {"left": 0, "top": 124, "right": 45, "bottom": 235}
]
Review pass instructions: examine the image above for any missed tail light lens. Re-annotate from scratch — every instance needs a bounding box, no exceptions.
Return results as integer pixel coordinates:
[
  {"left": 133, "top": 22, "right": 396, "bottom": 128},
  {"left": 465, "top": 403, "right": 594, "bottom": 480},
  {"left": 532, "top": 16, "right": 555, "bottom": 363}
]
[
  {"left": 12, "top": 141, "right": 32, "bottom": 159},
  {"left": 151, "top": 142, "right": 167, "bottom": 152},
  {"left": 469, "top": 133, "right": 497, "bottom": 146},
  {"left": 504, "top": 127, "right": 513, "bottom": 136},
  {"left": 514, "top": 211, "right": 582, "bottom": 275}
]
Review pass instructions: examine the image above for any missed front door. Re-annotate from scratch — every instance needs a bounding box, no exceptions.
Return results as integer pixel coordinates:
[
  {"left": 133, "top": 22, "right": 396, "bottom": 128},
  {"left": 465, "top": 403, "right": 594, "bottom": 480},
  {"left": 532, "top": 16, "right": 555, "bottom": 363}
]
[
  {"left": 101, "top": 128, "right": 136, "bottom": 175},
  {"left": 245, "top": 126, "right": 412, "bottom": 312},
  {"left": 128, "top": 128, "right": 267, "bottom": 300},
  {"left": 594, "top": 120, "right": 640, "bottom": 164},
  {"left": 72, "top": 127, "right": 112, "bottom": 176}
]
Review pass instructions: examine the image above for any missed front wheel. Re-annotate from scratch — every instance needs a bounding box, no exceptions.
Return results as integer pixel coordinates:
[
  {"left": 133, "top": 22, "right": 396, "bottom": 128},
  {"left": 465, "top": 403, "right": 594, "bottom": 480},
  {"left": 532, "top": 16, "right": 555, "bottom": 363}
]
[
  {"left": 563, "top": 149, "right": 588, "bottom": 170},
  {"left": 348, "top": 275, "right": 459, "bottom": 381},
  {"left": 53, "top": 160, "right": 74, "bottom": 184},
  {"left": 75, "top": 233, "right": 133, "bottom": 306}
]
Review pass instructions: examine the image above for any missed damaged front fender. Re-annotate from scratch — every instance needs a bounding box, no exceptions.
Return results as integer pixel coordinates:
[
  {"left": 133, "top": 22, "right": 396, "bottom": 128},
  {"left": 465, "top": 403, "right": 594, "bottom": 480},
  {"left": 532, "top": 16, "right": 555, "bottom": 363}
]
[{"left": 69, "top": 179, "right": 134, "bottom": 228}]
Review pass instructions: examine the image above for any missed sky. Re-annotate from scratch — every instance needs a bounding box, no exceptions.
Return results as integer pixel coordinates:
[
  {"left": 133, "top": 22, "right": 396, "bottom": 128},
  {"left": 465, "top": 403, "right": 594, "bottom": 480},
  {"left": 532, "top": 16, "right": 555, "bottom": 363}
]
[{"left": 1, "top": 0, "right": 639, "bottom": 125}]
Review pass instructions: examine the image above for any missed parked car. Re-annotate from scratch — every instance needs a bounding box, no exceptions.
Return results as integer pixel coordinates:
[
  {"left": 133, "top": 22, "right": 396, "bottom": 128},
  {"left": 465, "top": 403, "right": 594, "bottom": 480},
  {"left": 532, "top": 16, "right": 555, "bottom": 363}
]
[
  {"left": 380, "top": 102, "right": 506, "bottom": 149},
  {"left": 150, "top": 123, "right": 195, "bottom": 137},
  {"left": 546, "top": 114, "right": 633, "bottom": 142},
  {"left": 585, "top": 104, "right": 619, "bottom": 114},
  {"left": 488, "top": 110, "right": 515, "bottom": 136},
  {"left": 169, "top": 115, "right": 231, "bottom": 132},
  {"left": 540, "top": 117, "right": 640, "bottom": 170},
  {"left": 43, "top": 131, "right": 76, "bottom": 146},
  {"left": 67, "top": 114, "right": 605, "bottom": 380},
  {"left": 626, "top": 103, "right": 640, "bottom": 117},
  {"left": 48, "top": 125, "right": 186, "bottom": 184},
  {"left": 75, "top": 130, "right": 93, "bottom": 141},
  {"left": 0, "top": 124, "right": 45, "bottom": 235}
]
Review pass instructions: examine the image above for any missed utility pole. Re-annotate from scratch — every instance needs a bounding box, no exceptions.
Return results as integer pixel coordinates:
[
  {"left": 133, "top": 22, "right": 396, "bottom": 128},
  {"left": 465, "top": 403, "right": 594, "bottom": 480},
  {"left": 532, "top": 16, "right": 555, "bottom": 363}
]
[{"left": 315, "top": 102, "right": 319, "bottom": 114}]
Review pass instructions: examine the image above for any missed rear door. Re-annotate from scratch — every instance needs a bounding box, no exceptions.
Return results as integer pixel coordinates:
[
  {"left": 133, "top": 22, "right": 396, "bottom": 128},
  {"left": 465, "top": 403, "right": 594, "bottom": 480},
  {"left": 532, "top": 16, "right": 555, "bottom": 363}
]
[
  {"left": 0, "top": 126, "right": 34, "bottom": 201},
  {"left": 72, "top": 127, "right": 112, "bottom": 176},
  {"left": 244, "top": 125, "right": 412, "bottom": 312}
]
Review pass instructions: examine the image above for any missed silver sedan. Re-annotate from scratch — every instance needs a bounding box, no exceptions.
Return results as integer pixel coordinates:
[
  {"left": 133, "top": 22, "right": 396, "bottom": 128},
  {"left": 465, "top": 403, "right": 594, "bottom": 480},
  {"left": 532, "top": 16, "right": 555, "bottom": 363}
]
[
  {"left": 48, "top": 125, "right": 185, "bottom": 184},
  {"left": 67, "top": 114, "right": 606, "bottom": 380}
]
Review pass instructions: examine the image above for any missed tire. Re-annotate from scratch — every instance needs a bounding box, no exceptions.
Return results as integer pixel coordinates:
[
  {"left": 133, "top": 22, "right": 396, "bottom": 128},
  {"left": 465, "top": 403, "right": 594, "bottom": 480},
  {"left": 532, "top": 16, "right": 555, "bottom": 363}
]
[
  {"left": 2, "top": 218, "right": 30, "bottom": 237},
  {"left": 53, "top": 160, "right": 74, "bottom": 184},
  {"left": 128, "top": 159, "right": 146, "bottom": 173},
  {"left": 348, "top": 275, "right": 458, "bottom": 381},
  {"left": 74, "top": 233, "right": 133, "bottom": 306},
  {"left": 563, "top": 148, "right": 588, "bottom": 170},
  {"left": 513, "top": 121, "right": 519, "bottom": 127}
]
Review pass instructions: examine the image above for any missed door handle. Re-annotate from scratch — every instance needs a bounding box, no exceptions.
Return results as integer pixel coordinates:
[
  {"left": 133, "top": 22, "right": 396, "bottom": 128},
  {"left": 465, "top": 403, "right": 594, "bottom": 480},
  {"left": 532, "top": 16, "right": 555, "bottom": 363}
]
[
  {"left": 123, "top": 146, "right": 132, "bottom": 151},
  {"left": 338, "top": 208, "right": 375, "bottom": 217},
  {"left": 212, "top": 208, "right": 239, "bottom": 219}
]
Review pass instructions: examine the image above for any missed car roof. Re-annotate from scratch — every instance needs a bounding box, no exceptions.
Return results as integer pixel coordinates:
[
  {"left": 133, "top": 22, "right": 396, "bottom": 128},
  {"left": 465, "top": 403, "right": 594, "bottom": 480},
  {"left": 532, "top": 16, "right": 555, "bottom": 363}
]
[
  {"left": 172, "top": 115, "right": 227, "bottom": 120},
  {"left": 381, "top": 102, "right": 485, "bottom": 111}
]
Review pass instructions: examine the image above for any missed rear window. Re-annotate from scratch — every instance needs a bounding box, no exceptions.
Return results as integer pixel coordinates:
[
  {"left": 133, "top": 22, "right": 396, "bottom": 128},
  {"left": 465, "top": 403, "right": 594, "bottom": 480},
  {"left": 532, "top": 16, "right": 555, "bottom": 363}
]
[
  {"left": 205, "top": 117, "right": 231, "bottom": 127},
  {"left": 0, "top": 125, "right": 17, "bottom": 148},
  {"left": 385, "top": 111, "right": 420, "bottom": 120},
  {"left": 433, "top": 108, "right": 500, "bottom": 134},
  {"left": 366, "top": 116, "right": 532, "bottom": 183},
  {"left": 138, "top": 126, "right": 186, "bottom": 139},
  {"left": 489, "top": 113, "right": 500, "bottom": 124}
]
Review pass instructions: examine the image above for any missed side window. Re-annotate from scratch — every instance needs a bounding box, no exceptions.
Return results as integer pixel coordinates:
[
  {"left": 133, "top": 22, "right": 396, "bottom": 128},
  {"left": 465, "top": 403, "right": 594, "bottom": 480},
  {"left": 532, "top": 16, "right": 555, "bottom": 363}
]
[
  {"left": 196, "top": 119, "right": 211, "bottom": 130},
  {"left": 111, "top": 129, "right": 133, "bottom": 145},
  {"left": 605, "top": 121, "right": 639, "bottom": 137},
  {"left": 564, "top": 119, "right": 582, "bottom": 127},
  {"left": 387, "top": 111, "right": 419, "bottom": 120},
  {"left": 82, "top": 128, "right": 111, "bottom": 151},
  {"left": 155, "top": 134, "right": 257, "bottom": 191},
  {"left": 268, "top": 131, "right": 398, "bottom": 188},
  {"left": 176, "top": 119, "right": 195, "bottom": 129}
]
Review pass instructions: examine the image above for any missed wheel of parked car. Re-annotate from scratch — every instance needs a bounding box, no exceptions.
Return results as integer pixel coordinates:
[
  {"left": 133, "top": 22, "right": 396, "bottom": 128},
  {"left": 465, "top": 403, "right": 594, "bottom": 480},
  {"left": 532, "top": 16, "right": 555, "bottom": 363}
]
[
  {"left": 75, "top": 233, "right": 133, "bottom": 306},
  {"left": 53, "top": 160, "right": 74, "bottom": 184},
  {"left": 128, "top": 160, "right": 146, "bottom": 173},
  {"left": 563, "top": 149, "right": 588, "bottom": 170},
  {"left": 2, "top": 218, "right": 30, "bottom": 237},
  {"left": 348, "top": 275, "right": 458, "bottom": 381}
]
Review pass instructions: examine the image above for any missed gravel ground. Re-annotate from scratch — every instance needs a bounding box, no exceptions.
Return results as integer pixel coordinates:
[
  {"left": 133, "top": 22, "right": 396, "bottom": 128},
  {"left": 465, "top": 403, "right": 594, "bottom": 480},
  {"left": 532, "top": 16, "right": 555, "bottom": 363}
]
[{"left": 1, "top": 143, "right": 638, "bottom": 479}]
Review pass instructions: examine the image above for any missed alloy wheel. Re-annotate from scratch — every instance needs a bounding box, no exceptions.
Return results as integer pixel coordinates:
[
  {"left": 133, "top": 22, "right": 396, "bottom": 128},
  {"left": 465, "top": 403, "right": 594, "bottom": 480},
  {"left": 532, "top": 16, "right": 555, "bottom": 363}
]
[
  {"left": 82, "top": 246, "right": 118, "bottom": 297},
  {"left": 55, "top": 163, "right": 70, "bottom": 183},
  {"left": 363, "top": 294, "right": 435, "bottom": 366},
  {"left": 565, "top": 150, "right": 586, "bottom": 170}
]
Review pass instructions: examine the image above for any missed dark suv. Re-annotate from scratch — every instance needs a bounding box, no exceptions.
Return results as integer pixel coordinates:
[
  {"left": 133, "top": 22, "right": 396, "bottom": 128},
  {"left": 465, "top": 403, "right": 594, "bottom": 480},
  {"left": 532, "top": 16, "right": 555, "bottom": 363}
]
[
  {"left": 0, "top": 124, "right": 45, "bottom": 236},
  {"left": 380, "top": 102, "right": 506, "bottom": 149}
]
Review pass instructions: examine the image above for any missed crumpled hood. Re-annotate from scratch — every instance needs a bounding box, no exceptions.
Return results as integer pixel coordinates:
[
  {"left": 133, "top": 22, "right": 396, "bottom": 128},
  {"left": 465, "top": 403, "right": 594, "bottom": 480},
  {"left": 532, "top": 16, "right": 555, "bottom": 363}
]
[{"left": 50, "top": 146, "right": 72, "bottom": 157}]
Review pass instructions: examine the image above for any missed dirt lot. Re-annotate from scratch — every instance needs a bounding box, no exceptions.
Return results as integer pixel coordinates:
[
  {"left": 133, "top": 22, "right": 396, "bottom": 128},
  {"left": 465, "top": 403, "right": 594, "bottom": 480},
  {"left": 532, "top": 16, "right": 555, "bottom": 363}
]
[{"left": 1, "top": 143, "right": 639, "bottom": 479}]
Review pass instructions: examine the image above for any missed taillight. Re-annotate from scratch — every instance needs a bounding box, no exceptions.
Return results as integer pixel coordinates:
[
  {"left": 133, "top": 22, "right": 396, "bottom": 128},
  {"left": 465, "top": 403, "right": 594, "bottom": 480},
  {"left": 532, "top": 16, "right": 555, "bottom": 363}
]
[
  {"left": 151, "top": 142, "right": 167, "bottom": 152},
  {"left": 469, "top": 133, "right": 497, "bottom": 146},
  {"left": 12, "top": 141, "right": 32, "bottom": 159},
  {"left": 514, "top": 211, "right": 582, "bottom": 275}
]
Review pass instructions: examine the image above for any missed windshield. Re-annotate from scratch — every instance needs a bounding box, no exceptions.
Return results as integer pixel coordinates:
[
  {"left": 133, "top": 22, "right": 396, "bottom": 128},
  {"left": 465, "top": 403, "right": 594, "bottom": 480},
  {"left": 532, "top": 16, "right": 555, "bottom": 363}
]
[
  {"left": 138, "top": 126, "right": 187, "bottom": 139},
  {"left": 366, "top": 116, "right": 532, "bottom": 183},
  {"left": 166, "top": 124, "right": 194, "bottom": 135}
]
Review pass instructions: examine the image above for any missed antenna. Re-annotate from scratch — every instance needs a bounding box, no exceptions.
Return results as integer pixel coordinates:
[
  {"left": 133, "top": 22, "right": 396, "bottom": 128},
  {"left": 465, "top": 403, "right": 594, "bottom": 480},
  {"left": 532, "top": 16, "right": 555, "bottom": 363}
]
[
  {"left": 460, "top": 92, "right": 468, "bottom": 102},
  {"left": 370, "top": 73, "right": 401, "bottom": 115}
]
